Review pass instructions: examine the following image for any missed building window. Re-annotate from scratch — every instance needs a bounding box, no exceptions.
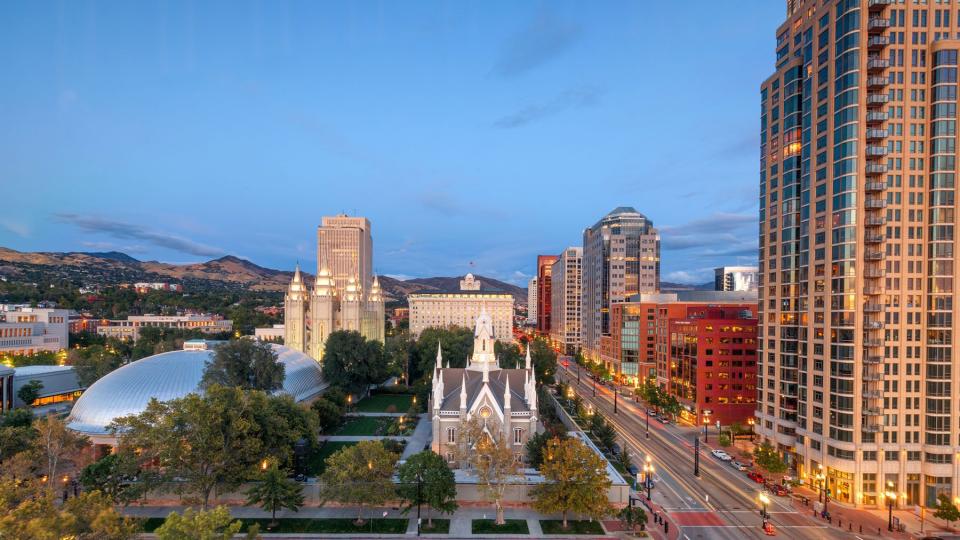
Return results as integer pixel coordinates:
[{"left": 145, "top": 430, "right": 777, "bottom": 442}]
[
  {"left": 446, "top": 452, "right": 454, "bottom": 462},
  {"left": 514, "top": 428, "right": 523, "bottom": 444},
  {"left": 447, "top": 427, "right": 456, "bottom": 443}
]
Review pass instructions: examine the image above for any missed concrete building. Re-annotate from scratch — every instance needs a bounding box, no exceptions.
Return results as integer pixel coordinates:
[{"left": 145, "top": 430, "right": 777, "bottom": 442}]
[
  {"left": 430, "top": 311, "right": 540, "bottom": 465},
  {"left": 254, "top": 324, "right": 285, "bottom": 342},
  {"left": 0, "top": 365, "right": 13, "bottom": 413},
  {"left": 526, "top": 277, "right": 537, "bottom": 326},
  {"left": 759, "top": 0, "right": 960, "bottom": 508},
  {"left": 409, "top": 275, "right": 513, "bottom": 341},
  {"left": 549, "top": 247, "right": 582, "bottom": 355},
  {"left": 284, "top": 215, "right": 385, "bottom": 361},
  {"left": 581, "top": 207, "right": 660, "bottom": 369},
  {"left": 536, "top": 255, "right": 558, "bottom": 335},
  {"left": 96, "top": 314, "right": 232, "bottom": 341},
  {"left": 0, "top": 306, "right": 69, "bottom": 357},
  {"left": 13, "top": 365, "right": 85, "bottom": 411},
  {"left": 714, "top": 266, "right": 759, "bottom": 292}
]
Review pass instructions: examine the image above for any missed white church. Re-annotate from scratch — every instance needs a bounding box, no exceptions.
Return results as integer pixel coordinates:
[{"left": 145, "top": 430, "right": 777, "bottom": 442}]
[{"left": 430, "top": 310, "right": 542, "bottom": 465}]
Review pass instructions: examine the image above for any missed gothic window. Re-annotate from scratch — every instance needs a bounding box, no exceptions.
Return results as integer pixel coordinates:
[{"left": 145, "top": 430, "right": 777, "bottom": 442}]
[
  {"left": 514, "top": 428, "right": 523, "bottom": 444},
  {"left": 447, "top": 427, "right": 456, "bottom": 443},
  {"left": 446, "top": 451, "right": 454, "bottom": 462}
]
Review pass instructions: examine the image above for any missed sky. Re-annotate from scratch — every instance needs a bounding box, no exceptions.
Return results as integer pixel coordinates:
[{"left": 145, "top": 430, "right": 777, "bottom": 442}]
[{"left": 0, "top": 1, "right": 784, "bottom": 285}]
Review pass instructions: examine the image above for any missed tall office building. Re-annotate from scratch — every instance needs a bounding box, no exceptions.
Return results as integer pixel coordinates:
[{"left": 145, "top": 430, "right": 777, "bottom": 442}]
[
  {"left": 318, "top": 215, "right": 374, "bottom": 294},
  {"left": 536, "top": 255, "right": 559, "bottom": 335},
  {"left": 549, "top": 247, "right": 583, "bottom": 354},
  {"left": 714, "top": 266, "right": 760, "bottom": 292},
  {"left": 527, "top": 277, "right": 538, "bottom": 325},
  {"left": 581, "top": 207, "right": 660, "bottom": 367},
  {"left": 760, "top": 0, "right": 959, "bottom": 508}
]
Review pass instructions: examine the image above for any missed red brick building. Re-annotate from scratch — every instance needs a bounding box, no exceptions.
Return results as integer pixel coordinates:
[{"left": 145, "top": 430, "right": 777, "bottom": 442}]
[
  {"left": 668, "top": 306, "right": 757, "bottom": 426},
  {"left": 536, "top": 255, "right": 558, "bottom": 336}
]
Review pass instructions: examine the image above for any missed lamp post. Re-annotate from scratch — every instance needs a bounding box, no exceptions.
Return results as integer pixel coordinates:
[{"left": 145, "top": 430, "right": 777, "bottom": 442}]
[
  {"left": 614, "top": 386, "right": 619, "bottom": 414},
  {"left": 643, "top": 457, "right": 654, "bottom": 500},
  {"left": 759, "top": 492, "right": 770, "bottom": 529},
  {"left": 885, "top": 482, "right": 896, "bottom": 532},
  {"left": 645, "top": 408, "right": 650, "bottom": 439},
  {"left": 815, "top": 465, "right": 825, "bottom": 503},
  {"left": 703, "top": 415, "right": 710, "bottom": 443},
  {"left": 747, "top": 418, "right": 755, "bottom": 442},
  {"left": 592, "top": 373, "right": 597, "bottom": 397},
  {"left": 416, "top": 471, "right": 423, "bottom": 536}
]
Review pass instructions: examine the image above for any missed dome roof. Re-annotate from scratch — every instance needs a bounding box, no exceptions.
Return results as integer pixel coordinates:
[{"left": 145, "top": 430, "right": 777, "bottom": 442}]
[{"left": 67, "top": 344, "right": 325, "bottom": 436}]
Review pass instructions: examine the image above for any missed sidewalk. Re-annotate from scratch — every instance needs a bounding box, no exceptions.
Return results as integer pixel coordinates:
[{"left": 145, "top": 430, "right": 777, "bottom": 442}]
[{"left": 788, "top": 484, "right": 921, "bottom": 539}]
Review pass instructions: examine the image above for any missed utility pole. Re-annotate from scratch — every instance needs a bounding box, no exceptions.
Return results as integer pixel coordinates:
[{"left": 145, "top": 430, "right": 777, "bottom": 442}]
[
  {"left": 694, "top": 438, "right": 700, "bottom": 477},
  {"left": 645, "top": 409, "right": 650, "bottom": 439}
]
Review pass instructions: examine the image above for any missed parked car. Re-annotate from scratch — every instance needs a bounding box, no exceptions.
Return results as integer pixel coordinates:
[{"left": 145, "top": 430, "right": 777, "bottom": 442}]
[
  {"left": 657, "top": 415, "right": 670, "bottom": 425},
  {"left": 769, "top": 484, "right": 789, "bottom": 496},
  {"left": 729, "top": 460, "right": 748, "bottom": 471},
  {"left": 711, "top": 449, "right": 732, "bottom": 461},
  {"left": 627, "top": 464, "right": 640, "bottom": 476},
  {"left": 611, "top": 443, "right": 622, "bottom": 456},
  {"left": 747, "top": 471, "right": 765, "bottom": 483}
]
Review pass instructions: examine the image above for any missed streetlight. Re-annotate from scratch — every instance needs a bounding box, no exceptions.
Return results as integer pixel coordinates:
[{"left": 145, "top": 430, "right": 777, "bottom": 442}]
[
  {"left": 747, "top": 418, "right": 755, "bottom": 442},
  {"left": 815, "top": 465, "right": 825, "bottom": 503},
  {"left": 643, "top": 457, "right": 654, "bottom": 500},
  {"left": 614, "top": 385, "right": 618, "bottom": 414},
  {"left": 759, "top": 492, "right": 770, "bottom": 529},
  {"left": 702, "top": 416, "right": 710, "bottom": 443},
  {"left": 645, "top": 408, "right": 650, "bottom": 439},
  {"left": 885, "top": 481, "right": 896, "bottom": 531}
]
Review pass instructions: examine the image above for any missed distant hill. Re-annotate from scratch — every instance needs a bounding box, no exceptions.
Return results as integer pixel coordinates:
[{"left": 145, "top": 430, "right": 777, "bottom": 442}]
[
  {"left": 0, "top": 248, "right": 528, "bottom": 302},
  {"left": 661, "top": 281, "right": 714, "bottom": 292}
]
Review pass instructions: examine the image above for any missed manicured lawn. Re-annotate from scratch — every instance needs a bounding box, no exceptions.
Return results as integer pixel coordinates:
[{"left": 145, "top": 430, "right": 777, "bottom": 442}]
[
  {"left": 354, "top": 393, "right": 413, "bottom": 413},
  {"left": 305, "top": 441, "right": 357, "bottom": 475},
  {"left": 540, "top": 519, "right": 605, "bottom": 535},
  {"left": 143, "top": 517, "right": 409, "bottom": 534},
  {"left": 471, "top": 519, "right": 529, "bottom": 535},
  {"left": 332, "top": 416, "right": 389, "bottom": 436},
  {"left": 418, "top": 518, "right": 450, "bottom": 534}
]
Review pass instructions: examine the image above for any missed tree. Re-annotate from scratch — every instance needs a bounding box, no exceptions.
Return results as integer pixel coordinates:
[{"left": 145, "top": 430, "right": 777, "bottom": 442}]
[
  {"left": 61, "top": 490, "right": 143, "bottom": 539},
  {"left": 68, "top": 346, "right": 124, "bottom": 388},
  {"left": 718, "top": 433, "right": 731, "bottom": 447},
  {"left": 529, "top": 340, "right": 558, "bottom": 385},
  {"left": 318, "top": 440, "right": 397, "bottom": 524},
  {"left": 525, "top": 431, "right": 552, "bottom": 468},
  {"left": 753, "top": 441, "right": 787, "bottom": 474},
  {"left": 396, "top": 451, "right": 458, "bottom": 528},
  {"left": 322, "top": 331, "right": 387, "bottom": 395},
  {"left": 495, "top": 341, "right": 522, "bottom": 369},
  {"left": 618, "top": 506, "right": 648, "bottom": 533},
  {"left": 201, "top": 339, "right": 284, "bottom": 392},
  {"left": 0, "top": 409, "right": 36, "bottom": 462},
  {"left": 155, "top": 506, "right": 259, "bottom": 540},
  {"left": 532, "top": 437, "right": 613, "bottom": 529},
  {"left": 17, "top": 380, "right": 43, "bottom": 407},
  {"left": 33, "top": 414, "right": 88, "bottom": 488},
  {"left": 253, "top": 394, "right": 319, "bottom": 469},
  {"left": 111, "top": 385, "right": 266, "bottom": 508},
  {"left": 311, "top": 398, "right": 343, "bottom": 433},
  {"left": 413, "top": 326, "right": 473, "bottom": 379},
  {"left": 385, "top": 333, "right": 413, "bottom": 382},
  {"left": 456, "top": 417, "right": 520, "bottom": 525},
  {"left": 323, "top": 387, "right": 347, "bottom": 409},
  {"left": 0, "top": 480, "right": 140, "bottom": 540},
  {"left": 79, "top": 452, "right": 146, "bottom": 505},
  {"left": 245, "top": 461, "right": 304, "bottom": 528},
  {"left": 934, "top": 493, "right": 960, "bottom": 528}
]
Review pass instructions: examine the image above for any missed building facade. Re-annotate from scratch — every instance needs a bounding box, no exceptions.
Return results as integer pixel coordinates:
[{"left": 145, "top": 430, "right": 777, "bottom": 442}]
[
  {"left": 526, "top": 277, "right": 538, "bottom": 326},
  {"left": 0, "top": 306, "right": 69, "bottom": 357},
  {"left": 536, "top": 255, "right": 558, "bottom": 335},
  {"left": 714, "top": 266, "right": 760, "bottom": 292},
  {"left": 581, "top": 207, "right": 660, "bottom": 368},
  {"left": 409, "top": 274, "right": 513, "bottom": 340},
  {"left": 549, "top": 247, "right": 582, "bottom": 354},
  {"left": 759, "top": 0, "right": 960, "bottom": 508},
  {"left": 254, "top": 324, "right": 285, "bottom": 342},
  {"left": 430, "top": 312, "right": 540, "bottom": 465},
  {"left": 284, "top": 215, "right": 386, "bottom": 361},
  {"left": 97, "top": 314, "right": 232, "bottom": 341}
]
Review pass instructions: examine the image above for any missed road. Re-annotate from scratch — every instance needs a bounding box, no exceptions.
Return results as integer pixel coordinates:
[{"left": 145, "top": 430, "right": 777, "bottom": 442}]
[{"left": 557, "top": 364, "right": 855, "bottom": 539}]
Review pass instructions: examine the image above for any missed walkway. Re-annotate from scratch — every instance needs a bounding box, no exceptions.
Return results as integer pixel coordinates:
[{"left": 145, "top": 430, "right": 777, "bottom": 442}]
[{"left": 400, "top": 414, "right": 431, "bottom": 460}]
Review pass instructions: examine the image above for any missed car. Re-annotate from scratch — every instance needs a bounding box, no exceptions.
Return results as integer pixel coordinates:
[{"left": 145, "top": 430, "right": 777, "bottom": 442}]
[
  {"left": 729, "top": 460, "right": 748, "bottom": 471},
  {"left": 627, "top": 464, "right": 640, "bottom": 476},
  {"left": 610, "top": 443, "right": 622, "bottom": 456},
  {"left": 769, "top": 484, "right": 789, "bottom": 497},
  {"left": 659, "top": 417, "right": 670, "bottom": 425},
  {"left": 747, "top": 471, "right": 765, "bottom": 483},
  {"left": 647, "top": 409, "right": 657, "bottom": 416},
  {"left": 711, "top": 449, "right": 732, "bottom": 461}
]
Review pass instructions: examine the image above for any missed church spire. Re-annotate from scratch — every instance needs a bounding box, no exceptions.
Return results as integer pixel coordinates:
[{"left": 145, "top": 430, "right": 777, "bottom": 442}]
[
  {"left": 525, "top": 343, "right": 531, "bottom": 371},
  {"left": 459, "top": 372, "right": 467, "bottom": 410},
  {"left": 482, "top": 354, "right": 489, "bottom": 383},
  {"left": 503, "top": 375, "right": 511, "bottom": 409},
  {"left": 435, "top": 341, "right": 443, "bottom": 373}
]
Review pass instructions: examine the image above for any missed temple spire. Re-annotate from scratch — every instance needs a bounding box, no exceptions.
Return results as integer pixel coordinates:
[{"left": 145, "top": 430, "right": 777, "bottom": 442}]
[
  {"left": 504, "top": 375, "right": 511, "bottom": 409},
  {"left": 525, "top": 343, "right": 531, "bottom": 371},
  {"left": 459, "top": 372, "right": 467, "bottom": 410},
  {"left": 435, "top": 341, "right": 443, "bottom": 373}
]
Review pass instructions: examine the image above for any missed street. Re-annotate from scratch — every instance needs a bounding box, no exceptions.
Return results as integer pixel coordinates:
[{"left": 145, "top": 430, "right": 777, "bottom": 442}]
[{"left": 558, "top": 364, "right": 856, "bottom": 539}]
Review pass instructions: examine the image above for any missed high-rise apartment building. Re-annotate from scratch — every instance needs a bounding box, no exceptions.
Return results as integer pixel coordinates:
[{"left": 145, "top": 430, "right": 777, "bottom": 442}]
[
  {"left": 760, "top": 0, "right": 960, "bottom": 508},
  {"left": 714, "top": 266, "right": 760, "bottom": 292},
  {"left": 581, "top": 207, "right": 660, "bottom": 369},
  {"left": 536, "top": 255, "right": 559, "bottom": 335},
  {"left": 549, "top": 247, "right": 582, "bottom": 354},
  {"left": 527, "top": 277, "right": 538, "bottom": 326}
]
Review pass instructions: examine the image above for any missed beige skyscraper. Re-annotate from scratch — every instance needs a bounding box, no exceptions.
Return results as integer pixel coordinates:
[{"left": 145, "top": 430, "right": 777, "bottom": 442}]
[
  {"left": 550, "top": 247, "right": 582, "bottom": 355},
  {"left": 285, "top": 215, "right": 384, "bottom": 361},
  {"left": 760, "top": 0, "right": 960, "bottom": 508}
]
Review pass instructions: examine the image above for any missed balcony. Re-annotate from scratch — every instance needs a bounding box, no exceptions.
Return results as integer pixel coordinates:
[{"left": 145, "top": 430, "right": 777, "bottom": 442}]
[
  {"left": 867, "top": 93, "right": 890, "bottom": 107},
  {"left": 863, "top": 287, "right": 883, "bottom": 296},
  {"left": 865, "top": 251, "right": 885, "bottom": 261},
  {"left": 868, "top": 35, "right": 890, "bottom": 50},
  {"left": 863, "top": 389, "right": 882, "bottom": 399},
  {"left": 862, "top": 373, "right": 883, "bottom": 382},
  {"left": 867, "top": 57, "right": 890, "bottom": 71},
  {"left": 863, "top": 406, "right": 883, "bottom": 415},
  {"left": 868, "top": 18, "right": 891, "bottom": 31},
  {"left": 868, "top": 0, "right": 893, "bottom": 8},
  {"left": 865, "top": 216, "right": 887, "bottom": 226},
  {"left": 866, "top": 111, "right": 889, "bottom": 123},
  {"left": 863, "top": 355, "right": 883, "bottom": 364},
  {"left": 866, "top": 128, "right": 889, "bottom": 141},
  {"left": 865, "top": 233, "right": 884, "bottom": 243},
  {"left": 865, "top": 145, "right": 888, "bottom": 156},
  {"left": 863, "top": 303, "right": 884, "bottom": 313},
  {"left": 864, "top": 319, "right": 884, "bottom": 329},
  {"left": 865, "top": 198, "right": 887, "bottom": 209},
  {"left": 863, "top": 338, "right": 883, "bottom": 347},
  {"left": 863, "top": 423, "right": 883, "bottom": 433},
  {"left": 865, "top": 180, "right": 886, "bottom": 191},
  {"left": 865, "top": 268, "right": 885, "bottom": 279},
  {"left": 867, "top": 76, "right": 889, "bottom": 89}
]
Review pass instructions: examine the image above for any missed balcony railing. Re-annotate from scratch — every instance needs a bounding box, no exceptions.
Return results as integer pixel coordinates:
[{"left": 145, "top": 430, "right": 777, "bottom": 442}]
[
  {"left": 863, "top": 304, "right": 884, "bottom": 313},
  {"left": 865, "top": 233, "right": 884, "bottom": 243},
  {"left": 865, "top": 251, "right": 885, "bottom": 261},
  {"left": 865, "top": 145, "right": 888, "bottom": 156},
  {"left": 866, "top": 111, "right": 889, "bottom": 123},
  {"left": 867, "top": 76, "right": 889, "bottom": 89},
  {"left": 863, "top": 423, "right": 883, "bottom": 433},
  {"left": 865, "top": 198, "right": 887, "bottom": 208},
  {"left": 867, "top": 57, "right": 890, "bottom": 70},
  {"left": 866, "top": 128, "right": 889, "bottom": 140},
  {"left": 868, "top": 18, "right": 891, "bottom": 30},
  {"left": 864, "top": 320, "right": 884, "bottom": 329},
  {"left": 865, "top": 180, "right": 886, "bottom": 191},
  {"left": 865, "top": 216, "right": 887, "bottom": 226},
  {"left": 868, "top": 36, "right": 890, "bottom": 49}
]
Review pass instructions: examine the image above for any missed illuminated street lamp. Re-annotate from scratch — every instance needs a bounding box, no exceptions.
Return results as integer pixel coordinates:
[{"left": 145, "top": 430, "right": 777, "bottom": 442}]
[
  {"left": 758, "top": 492, "right": 770, "bottom": 529},
  {"left": 747, "top": 417, "right": 755, "bottom": 442},
  {"left": 885, "top": 481, "right": 896, "bottom": 531},
  {"left": 702, "top": 415, "right": 710, "bottom": 442},
  {"left": 643, "top": 457, "right": 654, "bottom": 500}
]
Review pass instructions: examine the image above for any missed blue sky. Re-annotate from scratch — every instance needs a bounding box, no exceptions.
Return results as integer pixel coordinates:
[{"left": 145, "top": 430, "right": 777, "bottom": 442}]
[{"left": 0, "top": 1, "right": 783, "bottom": 285}]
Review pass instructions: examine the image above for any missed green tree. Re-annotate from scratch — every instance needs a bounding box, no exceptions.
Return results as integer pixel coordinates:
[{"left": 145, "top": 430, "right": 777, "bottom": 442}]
[
  {"left": 245, "top": 461, "right": 304, "bottom": 528},
  {"left": 155, "top": 506, "right": 259, "bottom": 540},
  {"left": 68, "top": 346, "right": 124, "bottom": 388},
  {"left": 201, "top": 339, "right": 284, "bottom": 392},
  {"left": 396, "top": 450, "right": 458, "bottom": 528},
  {"left": 318, "top": 440, "right": 398, "bottom": 524},
  {"left": 385, "top": 333, "right": 413, "bottom": 383},
  {"left": 618, "top": 505, "right": 648, "bottom": 532},
  {"left": 17, "top": 380, "right": 43, "bottom": 407},
  {"left": 532, "top": 437, "right": 613, "bottom": 529},
  {"left": 412, "top": 326, "right": 473, "bottom": 379},
  {"left": 456, "top": 417, "right": 519, "bottom": 525},
  {"left": 753, "top": 441, "right": 787, "bottom": 474},
  {"left": 79, "top": 452, "right": 146, "bottom": 505},
  {"left": 111, "top": 385, "right": 267, "bottom": 508},
  {"left": 718, "top": 433, "right": 732, "bottom": 447},
  {"left": 529, "top": 339, "right": 557, "bottom": 385},
  {"left": 253, "top": 394, "right": 318, "bottom": 469},
  {"left": 311, "top": 398, "right": 343, "bottom": 433},
  {"left": 525, "top": 431, "right": 552, "bottom": 468},
  {"left": 323, "top": 387, "right": 347, "bottom": 409},
  {"left": 322, "top": 331, "right": 387, "bottom": 395},
  {"left": 495, "top": 341, "right": 523, "bottom": 369},
  {"left": 934, "top": 493, "right": 960, "bottom": 528},
  {"left": 33, "top": 414, "right": 88, "bottom": 488},
  {"left": 0, "top": 409, "right": 36, "bottom": 462},
  {"left": 0, "top": 480, "right": 140, "bottom": 540}
]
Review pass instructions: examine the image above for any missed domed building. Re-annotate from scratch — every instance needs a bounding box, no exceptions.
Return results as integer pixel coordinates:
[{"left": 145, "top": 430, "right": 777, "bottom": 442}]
[{"left": 67, "top": 343, "right": 326, "bottom": 447}]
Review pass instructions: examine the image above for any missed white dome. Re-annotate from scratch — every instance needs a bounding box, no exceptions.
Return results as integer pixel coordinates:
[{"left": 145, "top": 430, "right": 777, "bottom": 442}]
[{"left": 67, "top": 344, "right": 325, "bottom": 436}]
